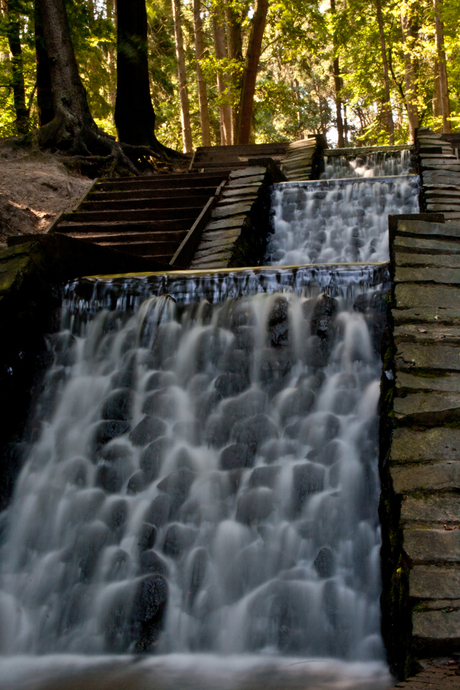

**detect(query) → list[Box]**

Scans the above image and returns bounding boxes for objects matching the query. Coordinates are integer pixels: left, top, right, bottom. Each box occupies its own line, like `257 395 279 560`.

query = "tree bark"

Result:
225 0 244 143
193 0 211 146
433 0 451 133
6 0 28 133
235 0 269 145
330 0 344 148
400 9 419 144
34 0 54 127
376 0 394 144
212 9 232 145
172 0 193 153
433 58 443 128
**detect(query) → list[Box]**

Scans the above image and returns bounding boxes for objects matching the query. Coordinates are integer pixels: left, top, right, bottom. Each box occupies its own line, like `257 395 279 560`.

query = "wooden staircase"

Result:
189 143 288 172
53 171 230 266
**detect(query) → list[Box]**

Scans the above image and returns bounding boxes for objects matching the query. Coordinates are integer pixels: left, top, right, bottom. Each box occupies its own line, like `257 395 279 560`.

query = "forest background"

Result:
0 0 458 156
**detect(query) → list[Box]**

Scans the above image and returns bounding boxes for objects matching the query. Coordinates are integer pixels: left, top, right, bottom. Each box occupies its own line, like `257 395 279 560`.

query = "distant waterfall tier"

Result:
322 148 413 179
0 268 387 659
266 175 419 266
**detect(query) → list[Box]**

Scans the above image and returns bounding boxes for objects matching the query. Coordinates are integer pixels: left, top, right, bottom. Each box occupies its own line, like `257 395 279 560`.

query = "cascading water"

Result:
265 150 419 266
0 148 403 690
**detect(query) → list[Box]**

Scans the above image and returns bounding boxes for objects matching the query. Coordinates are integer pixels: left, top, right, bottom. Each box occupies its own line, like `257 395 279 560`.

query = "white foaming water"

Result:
0 285 387 668
266 150 419 266
322 149 412 179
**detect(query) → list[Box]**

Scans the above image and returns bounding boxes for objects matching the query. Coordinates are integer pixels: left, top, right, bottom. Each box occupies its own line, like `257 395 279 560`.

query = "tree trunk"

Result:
433 58 443 129
212 9 232 145
433 0 451 133
376 0 394 144
172 0 193 153
330 0 344 148
400 9 419 144
193 0 211 146
38 0 102 153
115 0 166 151
35 0 54 126
235 0 269 145
6 0 28 133
225 0 244 143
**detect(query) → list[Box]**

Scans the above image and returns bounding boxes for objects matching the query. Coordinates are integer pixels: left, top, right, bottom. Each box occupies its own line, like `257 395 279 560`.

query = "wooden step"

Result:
66 230 187 244
80 194 211 212
93 239 180 256
88 186 218 202
58 218 195 234
63 207 200 223
97 173 229 192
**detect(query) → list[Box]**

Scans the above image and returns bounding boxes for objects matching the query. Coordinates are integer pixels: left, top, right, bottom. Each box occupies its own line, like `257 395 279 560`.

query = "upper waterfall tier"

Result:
321 148 413 179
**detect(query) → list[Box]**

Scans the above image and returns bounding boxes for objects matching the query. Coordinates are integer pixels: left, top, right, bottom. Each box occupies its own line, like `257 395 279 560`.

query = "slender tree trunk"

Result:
193 0 211 146
376 0 394 144
212 9 232 145
433 0 451 133
34 1 54 126
225 0 243 143
105 0 116 108
6 0 28 133
433 58 443 128
400 8 419 144
236 0 269 145
330 0 344 148
172 0 193 153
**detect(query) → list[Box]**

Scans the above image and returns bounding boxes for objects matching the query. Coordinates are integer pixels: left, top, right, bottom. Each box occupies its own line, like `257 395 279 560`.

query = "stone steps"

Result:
418 128 460 219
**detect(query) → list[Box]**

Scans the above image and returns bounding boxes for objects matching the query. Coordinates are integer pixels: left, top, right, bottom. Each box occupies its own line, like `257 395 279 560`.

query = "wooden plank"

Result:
204 215 247 231
211 202 252 220
169 180 227 268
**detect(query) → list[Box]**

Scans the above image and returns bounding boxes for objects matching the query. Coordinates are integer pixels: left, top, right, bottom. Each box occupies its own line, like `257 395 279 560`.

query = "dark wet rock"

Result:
268 296 289 348
127 470 147 495
196 389 223 426
139 549 169 576
284 419 303 440
163 523 197 558
101 388 133 422
144 493 171 528
142 390 176 419
220 348 251 375
234 326 254 351
299 412 340 448
194 327 233 372
186 547 208 610
215 372 250 398
62 457 88 487
331 389 358 415
259 438 297 463
102 499 128 540
95 464 122 494
145 371 176 392
220 443 255 470
137 523 157 551
140 436 173 481
322 579 339 626
171 447 196 472
230 414 278 453
129 416 167 447
100 443 133 464
292 463 325 515
236 488 274 525
179 498 202 526
311 295 338 339
111 370 135 389
130 574 169 652
314 546 335 578
187 373 213 397
106 548 130 582
58 582 87 634
158 468 196 516
249 465 281 489
228 469 243 495
73 520 110 582
278 387 315 424
307 439 343 467
222 388 267 425
329 462 340 488
0 510 10 547
204 413 231 448
92 420 130 455
172 421 201 446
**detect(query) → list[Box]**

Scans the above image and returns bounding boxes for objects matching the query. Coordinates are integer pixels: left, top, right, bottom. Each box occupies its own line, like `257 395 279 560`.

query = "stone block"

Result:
403 528 460 564
211 203 252 220
401 494 460 524
395 253 460 268
395 284 460 309
396 371 460 394
391 428 460 464
394 236 460 254
410 565 460 599
392 463 460 493
393 307 460 325
394 324 460 343
413 610 460 643
205 215 247 231
396 220 460 238
394 392 460 423
395 343 460 371
395 267 460 284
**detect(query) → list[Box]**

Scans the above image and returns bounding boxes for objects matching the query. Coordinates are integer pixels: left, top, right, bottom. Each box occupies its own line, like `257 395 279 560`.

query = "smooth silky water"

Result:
0 151 414 690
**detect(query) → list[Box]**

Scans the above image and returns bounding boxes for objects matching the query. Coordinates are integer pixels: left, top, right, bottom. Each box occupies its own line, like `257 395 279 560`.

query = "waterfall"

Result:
0 149 402 690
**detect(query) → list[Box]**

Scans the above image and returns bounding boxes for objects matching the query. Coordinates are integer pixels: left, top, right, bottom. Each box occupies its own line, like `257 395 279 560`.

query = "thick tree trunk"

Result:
376 0 394 144
193 0 211 146
6 0 28 133
34 0 54 127
212 10 232 145
115 0 164 151
433 0 451 133
172 0 193 153
235 0 269 145
400 10 419 144
225 0 244 143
